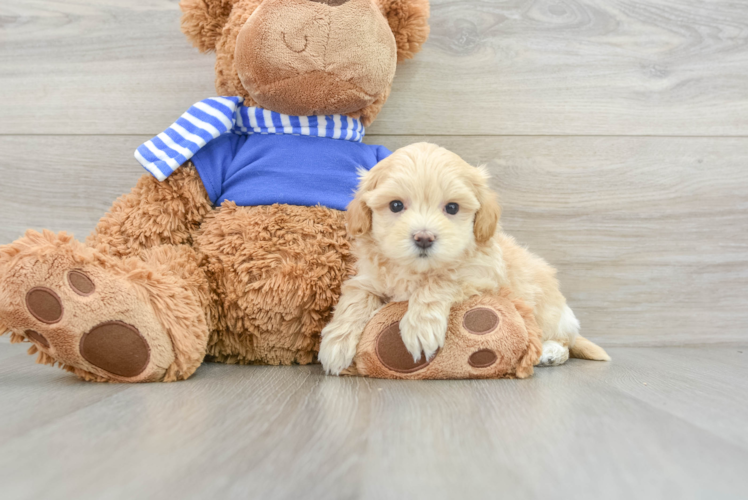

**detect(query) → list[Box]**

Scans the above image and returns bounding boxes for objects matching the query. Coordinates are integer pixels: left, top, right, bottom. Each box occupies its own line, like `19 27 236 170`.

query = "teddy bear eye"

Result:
445 203 459 215
389 200 404 213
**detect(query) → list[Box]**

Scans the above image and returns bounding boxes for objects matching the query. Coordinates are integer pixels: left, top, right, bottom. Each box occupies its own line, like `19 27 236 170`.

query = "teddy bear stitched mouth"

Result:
281 32 308 53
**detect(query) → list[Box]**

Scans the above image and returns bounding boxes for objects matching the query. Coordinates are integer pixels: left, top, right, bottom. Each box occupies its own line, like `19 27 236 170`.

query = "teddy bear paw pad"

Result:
24 329 50 348
25 287 64 324
68 270 96 296
462 307 500 335
79 321 150 378
468 349 498 368
375 321 435 373
17 269 154 379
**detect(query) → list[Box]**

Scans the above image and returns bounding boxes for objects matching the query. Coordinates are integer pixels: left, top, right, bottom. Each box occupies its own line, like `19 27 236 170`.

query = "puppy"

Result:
319 142 609 375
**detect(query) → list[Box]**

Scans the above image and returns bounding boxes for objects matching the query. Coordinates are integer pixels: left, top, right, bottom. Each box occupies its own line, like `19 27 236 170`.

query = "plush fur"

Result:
319 143 610 375
181 0 429 125
347 290 543 380
0 0 430 382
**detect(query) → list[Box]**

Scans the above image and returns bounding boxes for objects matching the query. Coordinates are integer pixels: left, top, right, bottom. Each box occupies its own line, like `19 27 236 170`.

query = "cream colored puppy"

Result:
319 143 609 375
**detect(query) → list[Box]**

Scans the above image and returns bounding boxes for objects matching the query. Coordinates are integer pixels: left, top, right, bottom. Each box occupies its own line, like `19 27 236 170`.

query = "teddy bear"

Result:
0 0 430 383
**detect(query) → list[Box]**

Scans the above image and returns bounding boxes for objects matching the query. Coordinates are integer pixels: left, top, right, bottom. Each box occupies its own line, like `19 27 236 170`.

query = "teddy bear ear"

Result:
179 0 244 53
377 0 431 62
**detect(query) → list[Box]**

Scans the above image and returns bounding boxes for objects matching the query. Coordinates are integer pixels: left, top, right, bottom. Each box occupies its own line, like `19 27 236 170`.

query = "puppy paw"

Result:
537 340 569 367
319 325 360 375
399 310 447 362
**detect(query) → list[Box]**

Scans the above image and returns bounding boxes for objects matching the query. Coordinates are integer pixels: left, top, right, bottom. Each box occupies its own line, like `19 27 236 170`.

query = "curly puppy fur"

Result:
319 143 609 375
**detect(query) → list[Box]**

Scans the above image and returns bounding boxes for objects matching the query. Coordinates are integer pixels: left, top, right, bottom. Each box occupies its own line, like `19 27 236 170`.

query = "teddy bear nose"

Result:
307 0 351 6
413 231 436 249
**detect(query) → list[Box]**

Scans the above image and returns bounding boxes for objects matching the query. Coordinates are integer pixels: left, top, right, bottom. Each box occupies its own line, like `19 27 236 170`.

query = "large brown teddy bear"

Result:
0 0 430 383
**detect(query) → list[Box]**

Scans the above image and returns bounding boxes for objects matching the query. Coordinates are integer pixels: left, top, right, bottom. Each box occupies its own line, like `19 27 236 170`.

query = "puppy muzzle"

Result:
413 231 436 256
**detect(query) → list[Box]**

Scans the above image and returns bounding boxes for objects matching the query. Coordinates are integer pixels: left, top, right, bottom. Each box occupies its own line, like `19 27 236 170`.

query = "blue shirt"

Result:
191 133 391 210
134 97 391 211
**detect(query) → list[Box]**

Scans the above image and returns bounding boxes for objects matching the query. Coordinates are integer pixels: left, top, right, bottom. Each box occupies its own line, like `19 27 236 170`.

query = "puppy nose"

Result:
308 0 351 5
413 231 436 249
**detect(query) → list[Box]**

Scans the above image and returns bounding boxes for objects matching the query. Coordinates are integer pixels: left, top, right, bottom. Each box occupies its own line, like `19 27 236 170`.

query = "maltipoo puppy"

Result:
319 142 609 375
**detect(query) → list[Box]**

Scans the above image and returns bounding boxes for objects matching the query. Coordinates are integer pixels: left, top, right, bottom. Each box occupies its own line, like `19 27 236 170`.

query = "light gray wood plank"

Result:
2 0 747 136
0 350 132 446
0 344 746 500
2 135 745 346
377 135 748 346
0 135 145 243
0 0 216 135
579 346 748 449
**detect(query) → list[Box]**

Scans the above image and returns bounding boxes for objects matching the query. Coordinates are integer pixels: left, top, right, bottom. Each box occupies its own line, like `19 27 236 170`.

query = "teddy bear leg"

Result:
0 162 213 382
350 291 543 380
0 236 210 383
86 163 213 259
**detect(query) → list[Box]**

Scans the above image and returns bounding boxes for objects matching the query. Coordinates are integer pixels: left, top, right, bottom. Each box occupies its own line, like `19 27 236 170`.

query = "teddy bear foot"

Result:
0 231 206 382
348 291 543 380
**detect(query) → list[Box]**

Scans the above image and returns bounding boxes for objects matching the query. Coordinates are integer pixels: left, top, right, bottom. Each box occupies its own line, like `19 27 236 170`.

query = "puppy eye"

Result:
445 203 459 215
389 200 404 213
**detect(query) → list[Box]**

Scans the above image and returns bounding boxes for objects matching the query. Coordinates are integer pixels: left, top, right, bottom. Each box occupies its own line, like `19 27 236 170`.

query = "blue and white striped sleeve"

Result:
134 97 243 181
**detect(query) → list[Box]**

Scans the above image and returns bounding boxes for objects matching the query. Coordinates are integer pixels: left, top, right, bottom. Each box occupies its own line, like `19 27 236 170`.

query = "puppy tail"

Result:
569 336 611 361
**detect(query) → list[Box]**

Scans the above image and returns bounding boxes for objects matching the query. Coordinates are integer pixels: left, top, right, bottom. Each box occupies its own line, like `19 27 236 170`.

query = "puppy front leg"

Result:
319 279 383 375
399 284 456 362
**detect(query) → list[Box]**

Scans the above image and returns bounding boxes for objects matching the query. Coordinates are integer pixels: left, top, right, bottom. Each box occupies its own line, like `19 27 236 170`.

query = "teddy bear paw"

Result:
0 232 178 382
349 292 541 380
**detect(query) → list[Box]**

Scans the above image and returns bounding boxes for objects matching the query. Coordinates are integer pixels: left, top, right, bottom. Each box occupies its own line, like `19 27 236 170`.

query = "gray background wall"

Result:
2 0 747 346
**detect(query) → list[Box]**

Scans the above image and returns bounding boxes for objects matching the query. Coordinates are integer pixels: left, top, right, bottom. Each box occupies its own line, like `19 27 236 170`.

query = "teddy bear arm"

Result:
86 162 213 259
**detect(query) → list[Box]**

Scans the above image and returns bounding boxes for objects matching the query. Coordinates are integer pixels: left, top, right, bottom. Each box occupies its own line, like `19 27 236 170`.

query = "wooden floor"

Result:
0 342 745 500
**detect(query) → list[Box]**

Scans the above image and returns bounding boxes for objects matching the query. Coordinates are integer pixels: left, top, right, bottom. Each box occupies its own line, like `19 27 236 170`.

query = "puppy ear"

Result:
377 0 431 62
180 0 251 53
472 167 501 244
347 163 392 237
347 194 372 237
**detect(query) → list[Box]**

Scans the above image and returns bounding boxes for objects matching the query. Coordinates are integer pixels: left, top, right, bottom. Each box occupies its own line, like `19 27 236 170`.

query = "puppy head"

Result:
348 142 501 270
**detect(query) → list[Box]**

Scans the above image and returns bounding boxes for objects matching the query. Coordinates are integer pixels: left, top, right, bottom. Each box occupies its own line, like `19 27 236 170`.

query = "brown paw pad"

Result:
463 307 500 335
375 322 434 373
68 270 96 296
80 321 150 378
468 349 498 368
25 287 64 324
25 329 50 348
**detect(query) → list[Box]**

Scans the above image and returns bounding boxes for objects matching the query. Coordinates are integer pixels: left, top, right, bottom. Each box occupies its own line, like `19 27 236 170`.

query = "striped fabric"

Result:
135 97 366 181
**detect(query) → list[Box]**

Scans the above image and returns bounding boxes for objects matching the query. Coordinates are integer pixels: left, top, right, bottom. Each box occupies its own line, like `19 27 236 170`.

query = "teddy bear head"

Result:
180 0 430 126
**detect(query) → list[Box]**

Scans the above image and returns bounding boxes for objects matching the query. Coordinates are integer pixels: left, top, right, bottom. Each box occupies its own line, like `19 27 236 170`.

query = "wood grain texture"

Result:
0 136 144 242
378 136 748 346
0 344 746 500
1 0 747 136
2 135 746 345
2 1 747 498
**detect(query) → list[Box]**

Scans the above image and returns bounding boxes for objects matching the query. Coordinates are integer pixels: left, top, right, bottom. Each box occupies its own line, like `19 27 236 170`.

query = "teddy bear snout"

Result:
234 0 396 117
